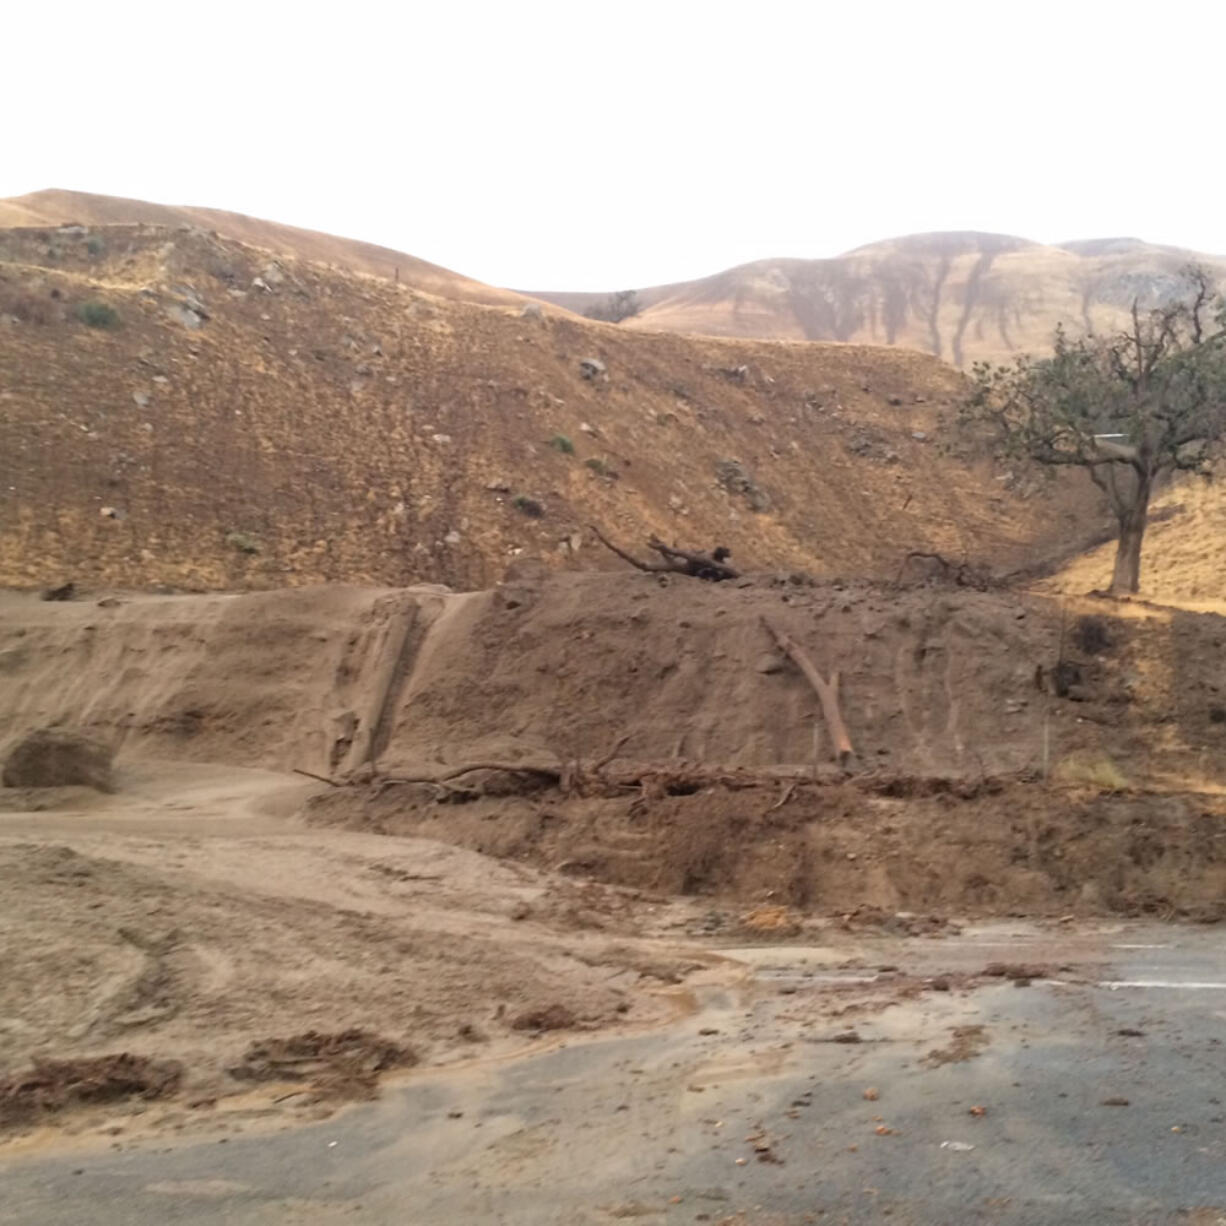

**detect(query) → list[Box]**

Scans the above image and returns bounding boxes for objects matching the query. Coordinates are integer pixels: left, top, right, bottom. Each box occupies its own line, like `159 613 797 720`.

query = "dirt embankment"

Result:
3 574 1225 918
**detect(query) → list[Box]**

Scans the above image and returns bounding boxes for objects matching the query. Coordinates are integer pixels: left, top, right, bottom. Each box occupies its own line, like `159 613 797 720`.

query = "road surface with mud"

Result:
4 923 1225 1225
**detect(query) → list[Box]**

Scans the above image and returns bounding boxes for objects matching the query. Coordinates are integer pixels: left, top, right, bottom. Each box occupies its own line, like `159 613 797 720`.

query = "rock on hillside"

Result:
531 231 1226 367
0 223 1105 593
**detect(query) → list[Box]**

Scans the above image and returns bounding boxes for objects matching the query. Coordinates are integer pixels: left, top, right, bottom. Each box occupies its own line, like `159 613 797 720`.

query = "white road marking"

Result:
1103 981 1226 990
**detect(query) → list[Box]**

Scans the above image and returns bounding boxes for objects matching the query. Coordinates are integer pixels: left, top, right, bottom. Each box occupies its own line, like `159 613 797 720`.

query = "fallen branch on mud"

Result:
293 767 343 787
590 526 739 581
298 757 1024 803
370 760 562 798
761 618 855 768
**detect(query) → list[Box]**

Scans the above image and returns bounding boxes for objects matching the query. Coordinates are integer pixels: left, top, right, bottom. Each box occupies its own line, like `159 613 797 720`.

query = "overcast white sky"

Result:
5 0 1223 290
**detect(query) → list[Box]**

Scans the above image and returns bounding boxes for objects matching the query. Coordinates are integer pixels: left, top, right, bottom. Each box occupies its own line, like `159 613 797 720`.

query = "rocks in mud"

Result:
981 961 1050 981
2 728 115 792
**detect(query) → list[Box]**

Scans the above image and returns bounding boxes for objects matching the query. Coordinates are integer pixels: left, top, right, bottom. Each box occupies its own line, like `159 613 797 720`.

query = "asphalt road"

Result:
4 923 1225 1225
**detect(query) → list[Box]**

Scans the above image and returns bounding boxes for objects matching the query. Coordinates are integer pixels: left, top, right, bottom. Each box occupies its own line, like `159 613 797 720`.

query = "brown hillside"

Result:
0 222 1106 593
0 188 527 309
533 232 1226 367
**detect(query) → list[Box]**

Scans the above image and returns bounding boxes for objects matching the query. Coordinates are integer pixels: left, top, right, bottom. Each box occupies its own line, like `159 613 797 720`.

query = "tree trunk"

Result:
1110 477 1151 595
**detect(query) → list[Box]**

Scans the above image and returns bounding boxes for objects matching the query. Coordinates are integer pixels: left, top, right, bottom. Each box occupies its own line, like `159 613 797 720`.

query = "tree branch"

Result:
761 618 855 767
646 537 739 580
589 525 667 572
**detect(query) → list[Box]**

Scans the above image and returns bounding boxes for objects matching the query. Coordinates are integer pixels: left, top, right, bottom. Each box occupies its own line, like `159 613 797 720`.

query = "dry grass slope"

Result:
1045 477 1226 610
0 189 527 309
0 221 1106 593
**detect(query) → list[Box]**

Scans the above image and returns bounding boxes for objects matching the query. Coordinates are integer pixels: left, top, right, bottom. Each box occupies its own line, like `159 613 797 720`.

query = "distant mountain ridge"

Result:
529 231 1226 366
5 192 1223 367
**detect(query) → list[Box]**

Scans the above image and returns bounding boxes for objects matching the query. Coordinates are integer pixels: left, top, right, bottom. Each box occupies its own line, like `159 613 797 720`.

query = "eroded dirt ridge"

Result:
2 574 1224 918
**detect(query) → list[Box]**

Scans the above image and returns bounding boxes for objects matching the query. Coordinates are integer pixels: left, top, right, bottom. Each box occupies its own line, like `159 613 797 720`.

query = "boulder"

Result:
2 729 115 793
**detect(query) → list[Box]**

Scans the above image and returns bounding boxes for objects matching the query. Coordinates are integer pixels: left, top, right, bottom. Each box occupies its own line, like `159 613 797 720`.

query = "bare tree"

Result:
962 265 1226 594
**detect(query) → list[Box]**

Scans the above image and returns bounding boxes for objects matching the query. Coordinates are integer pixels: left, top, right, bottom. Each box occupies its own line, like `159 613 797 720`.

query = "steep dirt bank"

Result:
0 224 1104 592
4 575 1223 786
3 576 1225 919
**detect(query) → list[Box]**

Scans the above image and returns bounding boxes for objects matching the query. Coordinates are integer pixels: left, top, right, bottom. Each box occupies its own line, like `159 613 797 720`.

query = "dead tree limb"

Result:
293 767 343 787
373 760 563 796
590 525 666 572
646 537 739 580
761 618 855 767
590 525 739 580
592 733 631 773
765 778 798 813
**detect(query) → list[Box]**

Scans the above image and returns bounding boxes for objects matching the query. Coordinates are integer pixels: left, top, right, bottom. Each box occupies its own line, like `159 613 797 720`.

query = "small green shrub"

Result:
225 530 262 555
85 237 105 257
585 457 612 477
512 495 544 518
547 434 575 455
75 301 120 330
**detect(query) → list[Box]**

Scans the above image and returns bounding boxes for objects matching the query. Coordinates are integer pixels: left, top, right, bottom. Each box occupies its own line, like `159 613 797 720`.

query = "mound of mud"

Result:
8 574 1226 789
313 776 1226 920
0 1054 182 1126
2 727 114 792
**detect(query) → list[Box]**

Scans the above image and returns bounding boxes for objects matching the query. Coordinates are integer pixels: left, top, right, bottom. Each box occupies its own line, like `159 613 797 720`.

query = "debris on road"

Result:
228 1029 416 1102
0 1054 183 1126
